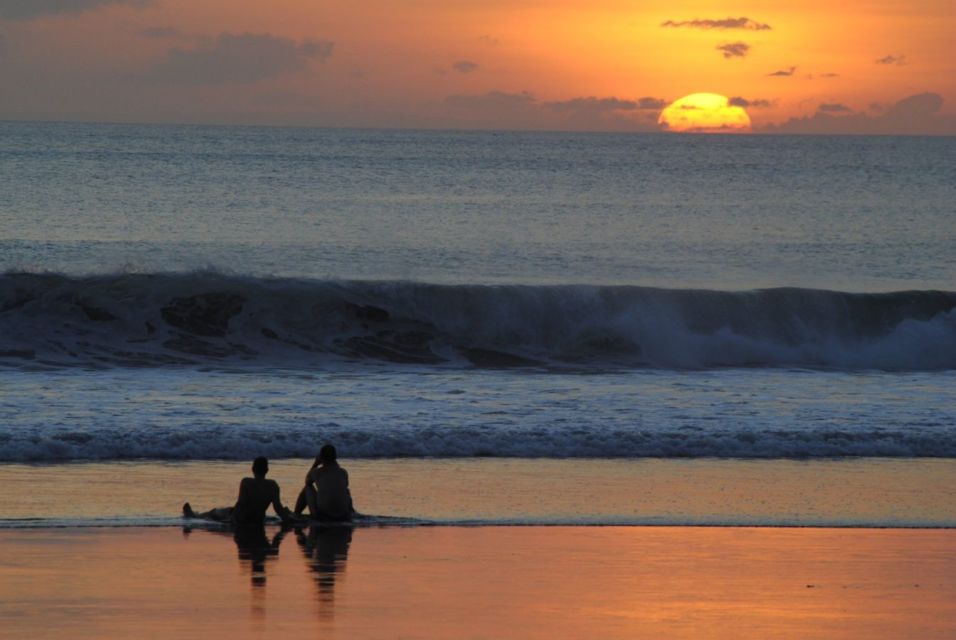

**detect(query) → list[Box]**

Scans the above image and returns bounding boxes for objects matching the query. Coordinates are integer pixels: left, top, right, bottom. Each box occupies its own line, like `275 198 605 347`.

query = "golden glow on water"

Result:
658 93 752 132
1 527 954 638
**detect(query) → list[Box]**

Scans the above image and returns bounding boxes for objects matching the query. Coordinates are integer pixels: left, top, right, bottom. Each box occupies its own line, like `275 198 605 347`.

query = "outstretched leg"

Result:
182 503 234 522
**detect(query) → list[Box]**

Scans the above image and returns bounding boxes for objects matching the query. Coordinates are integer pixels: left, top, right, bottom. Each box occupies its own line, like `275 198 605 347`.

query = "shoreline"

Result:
2 457 953 528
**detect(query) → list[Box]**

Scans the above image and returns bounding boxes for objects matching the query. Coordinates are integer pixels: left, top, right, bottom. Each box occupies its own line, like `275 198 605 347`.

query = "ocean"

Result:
1 122 954 525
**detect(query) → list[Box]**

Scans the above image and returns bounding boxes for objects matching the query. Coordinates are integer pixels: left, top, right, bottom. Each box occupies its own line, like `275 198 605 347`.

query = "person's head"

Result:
318 444 337 464
252 456 269 477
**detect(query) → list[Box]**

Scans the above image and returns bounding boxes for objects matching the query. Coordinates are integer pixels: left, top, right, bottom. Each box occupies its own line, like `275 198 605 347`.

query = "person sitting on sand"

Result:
294 444 355 521
183 456 297 525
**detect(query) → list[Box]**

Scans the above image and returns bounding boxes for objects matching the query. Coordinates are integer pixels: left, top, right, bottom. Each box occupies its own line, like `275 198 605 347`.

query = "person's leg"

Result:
183 503 234 522
294 487 309 516
305 484 319 518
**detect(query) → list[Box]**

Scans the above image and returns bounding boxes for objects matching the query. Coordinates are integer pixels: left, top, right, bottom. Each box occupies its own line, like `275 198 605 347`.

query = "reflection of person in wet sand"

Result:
296 526 353 601
182 522 290 589
294 444 355 521
234 525 289 587
183 456 297 525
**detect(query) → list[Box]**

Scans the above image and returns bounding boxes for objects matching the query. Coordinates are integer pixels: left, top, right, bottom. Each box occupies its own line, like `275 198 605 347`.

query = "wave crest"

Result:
2 271 954 371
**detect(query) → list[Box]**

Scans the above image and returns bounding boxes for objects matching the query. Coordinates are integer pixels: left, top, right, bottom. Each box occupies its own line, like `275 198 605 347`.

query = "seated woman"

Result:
294 444 355 522
184 456 297 525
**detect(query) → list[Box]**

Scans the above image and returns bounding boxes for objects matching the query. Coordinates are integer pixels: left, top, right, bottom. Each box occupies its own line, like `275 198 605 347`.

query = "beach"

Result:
2 458 954 637
2 525 954 639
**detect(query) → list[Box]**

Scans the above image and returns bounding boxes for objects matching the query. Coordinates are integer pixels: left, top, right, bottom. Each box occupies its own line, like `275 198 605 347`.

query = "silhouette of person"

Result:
183 456 297 525
294 444 355 521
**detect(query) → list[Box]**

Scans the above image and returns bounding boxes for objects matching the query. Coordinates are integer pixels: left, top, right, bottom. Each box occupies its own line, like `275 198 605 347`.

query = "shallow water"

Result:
1 458 953 528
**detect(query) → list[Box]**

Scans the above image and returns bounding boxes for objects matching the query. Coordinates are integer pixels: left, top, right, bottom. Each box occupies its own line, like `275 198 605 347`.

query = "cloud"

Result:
728 96 774 109
452 60 478 74
768 66 797 77
764 92 955 135
139 26 181 39
661 17 771 30
818 102 852 113
882 92 943 120
876 54 905 66
636 97 667 110
445 91 661 131
716 42 750 59
820 72 839 78
478 35 499 46
0 0 149 20
545 96 637 113
446 90 536 111
146 33 334 85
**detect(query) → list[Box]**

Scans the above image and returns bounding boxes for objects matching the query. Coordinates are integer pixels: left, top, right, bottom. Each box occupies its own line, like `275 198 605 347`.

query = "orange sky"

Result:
1 0 954 133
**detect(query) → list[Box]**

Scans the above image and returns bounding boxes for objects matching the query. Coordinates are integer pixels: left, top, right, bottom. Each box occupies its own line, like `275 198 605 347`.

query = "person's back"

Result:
309 463 352 521
232 476 282 525
295 444 354 521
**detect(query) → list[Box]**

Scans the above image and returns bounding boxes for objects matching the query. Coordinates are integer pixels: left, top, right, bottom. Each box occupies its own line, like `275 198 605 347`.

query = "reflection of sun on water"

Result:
659 93 751 133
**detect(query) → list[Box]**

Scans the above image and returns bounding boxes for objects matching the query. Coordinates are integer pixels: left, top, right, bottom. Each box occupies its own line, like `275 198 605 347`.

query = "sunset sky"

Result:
1 0 954 133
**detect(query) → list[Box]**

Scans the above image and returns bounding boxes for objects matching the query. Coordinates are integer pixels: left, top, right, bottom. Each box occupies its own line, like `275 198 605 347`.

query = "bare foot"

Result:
182 502 196 518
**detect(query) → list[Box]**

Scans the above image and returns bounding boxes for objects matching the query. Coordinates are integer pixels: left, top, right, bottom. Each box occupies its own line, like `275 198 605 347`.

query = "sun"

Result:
658 93 752 133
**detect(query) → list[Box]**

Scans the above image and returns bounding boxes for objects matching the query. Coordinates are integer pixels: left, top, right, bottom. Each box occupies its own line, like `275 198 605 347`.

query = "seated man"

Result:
184 456 297 525
294 444 355 521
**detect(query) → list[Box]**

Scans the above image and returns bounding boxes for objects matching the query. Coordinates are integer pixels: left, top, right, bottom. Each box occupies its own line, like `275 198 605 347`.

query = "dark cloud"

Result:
445 91 660 131
716 42 750 59
882 92 943 120
764 92 954 135
876 54 905 66
146 33 334 85
139 26 180 39
768 66 796 77
818 102 852 113
637 97 667 110
545 96 637 112
661 17 771 30
0 0 149 20
446 90 536 111
452 60 478 74
820 72 839 78
729 96 774 109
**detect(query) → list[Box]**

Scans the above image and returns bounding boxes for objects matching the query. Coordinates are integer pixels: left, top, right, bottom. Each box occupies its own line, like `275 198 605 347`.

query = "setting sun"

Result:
658 93 752 133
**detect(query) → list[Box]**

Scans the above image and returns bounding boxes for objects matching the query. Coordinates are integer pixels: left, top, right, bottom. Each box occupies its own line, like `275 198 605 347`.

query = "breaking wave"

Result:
2 420 954 462
2 271 955 371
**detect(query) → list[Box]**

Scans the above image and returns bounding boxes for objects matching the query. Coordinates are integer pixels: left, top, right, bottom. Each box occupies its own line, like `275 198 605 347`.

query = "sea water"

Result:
0 122 954 523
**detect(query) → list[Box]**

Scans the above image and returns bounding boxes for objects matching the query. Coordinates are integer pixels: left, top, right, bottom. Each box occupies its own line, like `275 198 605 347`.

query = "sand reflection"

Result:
183 524 289 586
181 522 353 619
295 525 353 616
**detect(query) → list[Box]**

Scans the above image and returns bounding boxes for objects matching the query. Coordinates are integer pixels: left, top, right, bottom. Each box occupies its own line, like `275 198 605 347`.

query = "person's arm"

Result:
304 456 321 485
270 481 297 524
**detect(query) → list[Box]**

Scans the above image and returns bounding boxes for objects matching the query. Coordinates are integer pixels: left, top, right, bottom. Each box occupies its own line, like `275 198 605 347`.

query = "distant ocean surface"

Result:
1 122 954 462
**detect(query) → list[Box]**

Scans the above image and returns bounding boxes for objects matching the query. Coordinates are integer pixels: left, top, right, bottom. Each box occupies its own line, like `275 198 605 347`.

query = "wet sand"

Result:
1 525 954 639
1 458 954 526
